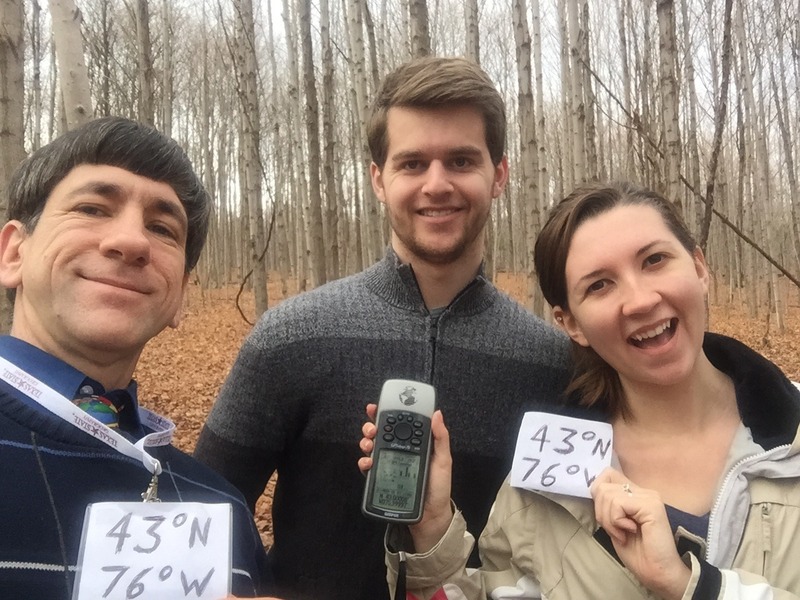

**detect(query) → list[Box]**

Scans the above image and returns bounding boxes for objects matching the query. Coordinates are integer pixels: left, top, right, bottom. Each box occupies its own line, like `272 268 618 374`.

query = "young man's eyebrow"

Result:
389 145 484 163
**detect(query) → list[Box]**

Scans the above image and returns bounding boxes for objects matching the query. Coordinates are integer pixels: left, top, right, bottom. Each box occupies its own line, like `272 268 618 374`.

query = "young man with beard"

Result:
194 57 571 600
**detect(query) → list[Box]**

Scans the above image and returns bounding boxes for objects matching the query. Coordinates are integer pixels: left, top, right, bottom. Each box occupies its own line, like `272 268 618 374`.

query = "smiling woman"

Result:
534 182 705 417
553 202 711 415
363 181 800 600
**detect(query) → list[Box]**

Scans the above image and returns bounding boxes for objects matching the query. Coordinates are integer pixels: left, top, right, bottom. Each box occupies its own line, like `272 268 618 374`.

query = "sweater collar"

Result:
362 247 498 315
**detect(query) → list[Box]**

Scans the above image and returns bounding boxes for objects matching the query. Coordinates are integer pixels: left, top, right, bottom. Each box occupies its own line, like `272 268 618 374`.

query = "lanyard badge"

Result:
0 355 174 500
0 356 234 598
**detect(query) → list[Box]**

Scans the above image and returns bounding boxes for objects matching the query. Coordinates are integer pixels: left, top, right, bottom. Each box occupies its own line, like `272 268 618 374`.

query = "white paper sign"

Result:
73 502 232 600
510 412 613 498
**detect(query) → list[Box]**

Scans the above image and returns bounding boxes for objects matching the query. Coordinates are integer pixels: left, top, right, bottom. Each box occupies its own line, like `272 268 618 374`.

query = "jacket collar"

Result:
362 247 498 315
704 332 800 450
540 333 800 533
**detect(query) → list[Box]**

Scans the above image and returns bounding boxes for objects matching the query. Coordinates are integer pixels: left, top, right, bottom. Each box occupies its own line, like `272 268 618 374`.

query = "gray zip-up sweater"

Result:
195 249 571 600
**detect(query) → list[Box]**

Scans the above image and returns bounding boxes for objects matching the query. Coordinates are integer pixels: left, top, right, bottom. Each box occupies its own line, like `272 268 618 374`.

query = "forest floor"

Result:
135 274 800 547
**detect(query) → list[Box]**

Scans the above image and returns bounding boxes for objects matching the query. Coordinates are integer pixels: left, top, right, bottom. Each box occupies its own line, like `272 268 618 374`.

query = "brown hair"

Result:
534 181 697 416
367 57 506 168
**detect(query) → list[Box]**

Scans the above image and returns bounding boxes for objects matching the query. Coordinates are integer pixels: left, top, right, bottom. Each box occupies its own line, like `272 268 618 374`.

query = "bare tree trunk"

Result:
361 0 380 90
135 0 154 125
320 0 340 280
409 0 430 57
30 0 43 149
48 34 58 137
346 90 365 272
512 0 542 313
465 0 479 63
558 0 572 192
698 0 733 249
734 97 746 293
532 0 548 205
0 0 26 333
344 0 376 267
680 0 701 231
48 0 93 128
734 0 770 317
580 0 597 180
657 0 681 210
235 0 268 315
639 1 655 187
298 0 326 289
618 0 634 176
361 0 384 258
199 1 214 285
264 0 290 294
0 0 25 185
770 0 800 268
160 0 173 136
90 0 112 117
281 0 308 291
567 0 585 183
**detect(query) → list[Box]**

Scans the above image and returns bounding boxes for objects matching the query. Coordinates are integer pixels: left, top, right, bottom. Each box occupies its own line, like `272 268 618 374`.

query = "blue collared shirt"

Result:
0 335 146 438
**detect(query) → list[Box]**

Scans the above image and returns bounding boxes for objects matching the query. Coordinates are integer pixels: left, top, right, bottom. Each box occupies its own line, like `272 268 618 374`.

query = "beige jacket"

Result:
387 335 800 600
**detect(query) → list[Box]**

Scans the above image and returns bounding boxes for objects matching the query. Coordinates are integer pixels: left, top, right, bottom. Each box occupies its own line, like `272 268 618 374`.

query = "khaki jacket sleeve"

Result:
385 485 542 600
681 554 800 600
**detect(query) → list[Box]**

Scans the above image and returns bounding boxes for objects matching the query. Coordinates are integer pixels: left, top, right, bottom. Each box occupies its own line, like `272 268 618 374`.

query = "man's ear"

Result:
492 155 509 198
169 273 191 329
369 162 386 204
552 305 590 347
0 221 27 290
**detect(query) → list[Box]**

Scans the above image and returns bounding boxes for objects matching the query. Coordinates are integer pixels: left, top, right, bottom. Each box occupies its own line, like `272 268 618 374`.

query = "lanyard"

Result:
0 355 175 487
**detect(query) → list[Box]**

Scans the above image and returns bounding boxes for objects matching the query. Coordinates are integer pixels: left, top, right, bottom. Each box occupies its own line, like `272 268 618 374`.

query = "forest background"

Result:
2 0 800 544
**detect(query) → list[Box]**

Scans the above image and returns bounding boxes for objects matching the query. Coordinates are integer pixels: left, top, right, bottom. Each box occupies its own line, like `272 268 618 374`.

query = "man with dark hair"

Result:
195 57 571 600
0 117 273 599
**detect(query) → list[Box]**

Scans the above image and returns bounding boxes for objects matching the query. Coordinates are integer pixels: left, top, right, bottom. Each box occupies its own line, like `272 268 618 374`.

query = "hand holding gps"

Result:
362 379 436 524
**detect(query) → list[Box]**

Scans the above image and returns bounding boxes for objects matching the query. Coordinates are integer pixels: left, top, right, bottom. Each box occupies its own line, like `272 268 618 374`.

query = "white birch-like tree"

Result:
8 0 800 319
465 0 480 62
298 0 326 288
48 0 94 129
234 0 268 315
657 0 681 208
409 0 431 57
135 0 154 125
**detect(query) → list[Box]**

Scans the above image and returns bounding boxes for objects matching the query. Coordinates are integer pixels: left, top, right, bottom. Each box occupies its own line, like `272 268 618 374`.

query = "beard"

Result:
388 208 490 266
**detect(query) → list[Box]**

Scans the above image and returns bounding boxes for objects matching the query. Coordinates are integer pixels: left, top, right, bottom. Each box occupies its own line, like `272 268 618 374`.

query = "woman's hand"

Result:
358 404 454 553
590 468 691 600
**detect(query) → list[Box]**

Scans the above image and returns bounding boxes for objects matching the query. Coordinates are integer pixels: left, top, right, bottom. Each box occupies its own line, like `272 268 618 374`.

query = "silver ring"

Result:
622 483 633 496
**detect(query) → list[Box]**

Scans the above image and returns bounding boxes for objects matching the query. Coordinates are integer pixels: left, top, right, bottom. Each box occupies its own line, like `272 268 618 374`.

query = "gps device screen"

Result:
372 449 421 512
